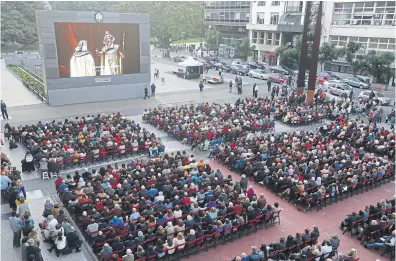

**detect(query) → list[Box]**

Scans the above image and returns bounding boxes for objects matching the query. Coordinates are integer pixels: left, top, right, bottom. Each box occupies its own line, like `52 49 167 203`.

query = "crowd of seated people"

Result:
231 226 354 261
340 198 395 257
55 152 281 260
4 113 162 171
318 122 395 159
209 120 394 212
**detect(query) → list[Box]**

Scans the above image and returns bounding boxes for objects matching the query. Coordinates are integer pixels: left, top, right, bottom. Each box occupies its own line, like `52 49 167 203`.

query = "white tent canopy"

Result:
178 57 203 67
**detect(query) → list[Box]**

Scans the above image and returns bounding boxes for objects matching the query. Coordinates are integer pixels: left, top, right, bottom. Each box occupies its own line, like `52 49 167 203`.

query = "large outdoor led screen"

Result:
54 22 140 78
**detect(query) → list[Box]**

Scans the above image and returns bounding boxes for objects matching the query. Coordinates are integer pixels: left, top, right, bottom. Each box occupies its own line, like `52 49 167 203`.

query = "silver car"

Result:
358 91 391 105
248 69 269 80
343 77 370 89
328 82 353 97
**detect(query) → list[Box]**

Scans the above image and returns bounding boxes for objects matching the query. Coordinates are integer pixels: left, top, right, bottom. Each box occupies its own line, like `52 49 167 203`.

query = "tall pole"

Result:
296 1 311 96
306 1 323 104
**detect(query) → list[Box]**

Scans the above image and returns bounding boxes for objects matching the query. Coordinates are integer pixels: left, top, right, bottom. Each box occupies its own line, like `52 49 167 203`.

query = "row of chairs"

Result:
98 210 281 261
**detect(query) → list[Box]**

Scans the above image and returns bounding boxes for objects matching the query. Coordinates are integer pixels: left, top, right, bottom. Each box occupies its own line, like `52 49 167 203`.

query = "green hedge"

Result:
8 65 46 99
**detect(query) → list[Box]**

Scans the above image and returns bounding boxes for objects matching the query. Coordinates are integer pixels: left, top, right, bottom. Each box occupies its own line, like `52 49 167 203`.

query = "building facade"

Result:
247 1 308 64
204 1 251 57
321 1 396 73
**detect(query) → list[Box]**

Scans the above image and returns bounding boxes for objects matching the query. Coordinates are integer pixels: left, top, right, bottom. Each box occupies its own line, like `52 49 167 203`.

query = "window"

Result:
332 3 353 25
275 33 281 45
369 38 379 48
257 12 265 24
266 32 273 45
259 32 265 44
252 31 258 44
258 1 265 6
270 13 279 25
285 1 303 12
272 1 280 6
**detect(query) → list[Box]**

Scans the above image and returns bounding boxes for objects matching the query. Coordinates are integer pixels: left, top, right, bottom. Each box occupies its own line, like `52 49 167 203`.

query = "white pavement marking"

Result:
277 226 285 232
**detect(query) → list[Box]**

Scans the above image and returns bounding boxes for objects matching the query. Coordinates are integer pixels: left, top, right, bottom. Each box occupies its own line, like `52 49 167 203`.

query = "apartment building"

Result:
321 1 396 73
204 1 251 57
246 1 308 64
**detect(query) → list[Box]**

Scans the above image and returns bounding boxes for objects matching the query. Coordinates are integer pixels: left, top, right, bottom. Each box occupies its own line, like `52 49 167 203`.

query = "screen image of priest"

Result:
54 22 140 78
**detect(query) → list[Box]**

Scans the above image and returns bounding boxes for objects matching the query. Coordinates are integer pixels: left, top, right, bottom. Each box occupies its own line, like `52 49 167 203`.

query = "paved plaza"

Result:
0 52 395 261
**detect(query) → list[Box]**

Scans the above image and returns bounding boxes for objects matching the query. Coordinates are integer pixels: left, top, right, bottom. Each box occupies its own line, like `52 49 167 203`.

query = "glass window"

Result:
259 32 265 44
388 44 395 50
275 33 281 45
272 1 280 6
349 37 358 42
257 12 265 24
252 31 258 44
270 13 279 25
230 12 235 20
266 32 273 45
369 38 378 48
258 1 265 6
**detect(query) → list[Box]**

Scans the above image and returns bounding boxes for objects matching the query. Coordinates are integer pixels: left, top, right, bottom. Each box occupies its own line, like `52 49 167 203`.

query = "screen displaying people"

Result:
54 22 140 78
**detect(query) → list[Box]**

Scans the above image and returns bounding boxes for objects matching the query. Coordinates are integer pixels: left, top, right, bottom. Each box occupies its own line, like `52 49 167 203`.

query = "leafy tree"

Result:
50 1 206 48
343 41 362 75
318 43 343 71
204 27 219 52
235 38 255 61
275 36 312 70
1 1 45 46
365 51 395 84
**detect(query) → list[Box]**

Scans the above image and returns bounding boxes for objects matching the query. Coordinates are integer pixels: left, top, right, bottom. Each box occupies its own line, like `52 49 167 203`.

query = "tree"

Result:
318 43 343 71
235 38 255 61
275 36 312 70
1 1 45 46
204 27 219 52
365 51 395 84
343 41 362 75
50 1 206 48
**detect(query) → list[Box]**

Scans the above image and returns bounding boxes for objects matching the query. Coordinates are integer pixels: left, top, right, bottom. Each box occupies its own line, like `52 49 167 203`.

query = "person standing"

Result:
1 100 8 120
239 77 243 95
275 85 280 97
9 211 23 248
229 80 233 93
253 83 258 98
267 80 271 92
151 82 156 97
199 81 204 92
143 85 150 99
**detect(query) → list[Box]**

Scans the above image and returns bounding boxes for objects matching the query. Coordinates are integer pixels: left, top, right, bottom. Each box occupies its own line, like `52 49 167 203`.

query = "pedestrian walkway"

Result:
0 60 42 107
0 195 88 261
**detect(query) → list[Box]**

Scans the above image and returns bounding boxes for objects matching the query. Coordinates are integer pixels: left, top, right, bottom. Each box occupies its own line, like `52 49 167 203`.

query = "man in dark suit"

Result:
66 229 82 252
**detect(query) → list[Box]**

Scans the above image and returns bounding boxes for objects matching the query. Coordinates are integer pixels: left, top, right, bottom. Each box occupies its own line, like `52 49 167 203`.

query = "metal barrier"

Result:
157 100 196 109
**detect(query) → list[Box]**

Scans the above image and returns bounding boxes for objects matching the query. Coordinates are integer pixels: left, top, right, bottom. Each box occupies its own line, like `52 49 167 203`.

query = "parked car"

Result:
328 82 353 97
230 65 249 76
201 60 215 69
270 65 290 75
208 56 220 62
268 73 288 84
247 61 260 70
173 56 187 62
248 69 270 80
231 59 246 66
256 61 269 69
343 77 371 89
358 91 391 105
213 62 227 71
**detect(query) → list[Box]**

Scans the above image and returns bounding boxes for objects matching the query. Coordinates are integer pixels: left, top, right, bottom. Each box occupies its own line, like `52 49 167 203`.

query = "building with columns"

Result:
246 1 308 64
321 1 395 73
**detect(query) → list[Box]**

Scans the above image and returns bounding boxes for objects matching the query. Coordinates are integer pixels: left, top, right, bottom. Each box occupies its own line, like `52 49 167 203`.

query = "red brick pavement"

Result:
186 161 395 261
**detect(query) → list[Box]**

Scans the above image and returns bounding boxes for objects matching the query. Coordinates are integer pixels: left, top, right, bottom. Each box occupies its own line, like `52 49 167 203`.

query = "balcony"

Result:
277 24 304 33
247 23 303 33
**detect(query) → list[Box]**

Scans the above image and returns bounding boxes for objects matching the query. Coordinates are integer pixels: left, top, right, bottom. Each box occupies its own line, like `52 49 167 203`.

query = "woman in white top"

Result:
173 232 185 250
47 231 67 257
173 205 183 219
164 238 176 255
165 222 175 239
174 219 185 233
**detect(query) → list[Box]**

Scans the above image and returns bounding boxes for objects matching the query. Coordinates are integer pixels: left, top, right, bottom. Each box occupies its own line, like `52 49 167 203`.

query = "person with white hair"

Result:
122 248 134 261
43 215 58 241
155 191 165 203
129 208 140 220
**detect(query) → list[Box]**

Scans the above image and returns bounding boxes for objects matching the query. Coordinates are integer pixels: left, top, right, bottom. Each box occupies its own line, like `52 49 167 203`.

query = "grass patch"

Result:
7 65 46 100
